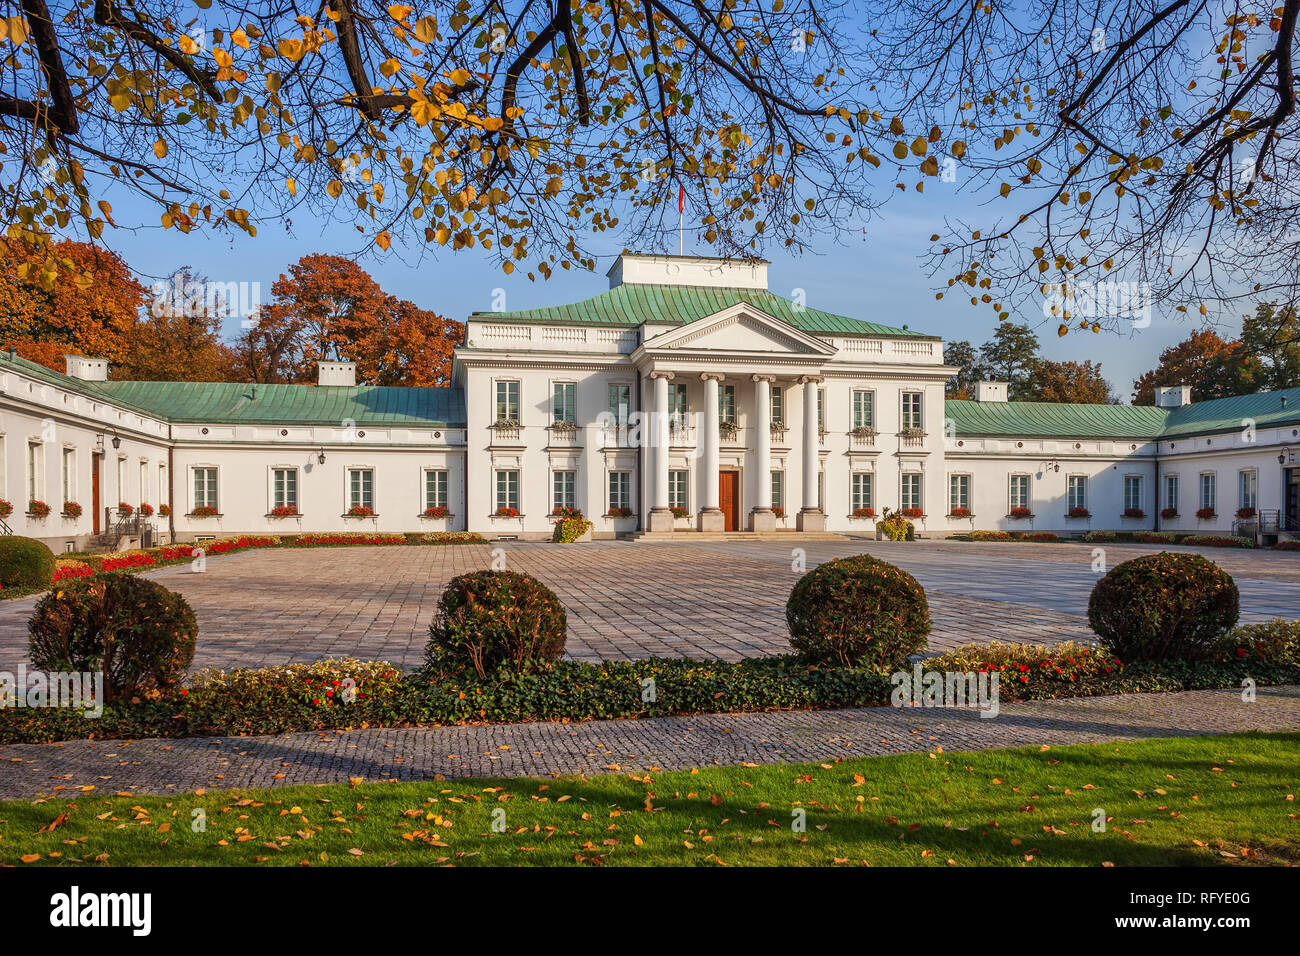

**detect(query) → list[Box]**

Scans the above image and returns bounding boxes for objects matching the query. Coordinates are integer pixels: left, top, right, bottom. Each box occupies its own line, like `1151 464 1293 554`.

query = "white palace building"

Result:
2 253 1298 550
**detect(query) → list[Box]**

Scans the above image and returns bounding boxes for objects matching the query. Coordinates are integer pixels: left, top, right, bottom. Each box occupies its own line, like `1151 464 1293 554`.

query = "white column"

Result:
647 371 674 532
797 375 826 531
751 375 775 531
700 373 724 530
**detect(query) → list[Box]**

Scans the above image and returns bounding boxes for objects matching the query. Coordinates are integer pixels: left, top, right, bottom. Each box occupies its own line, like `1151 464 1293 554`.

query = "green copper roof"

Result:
946 399 1169 439
91 380 465 427
1160 386 1300 438
471 284 933 338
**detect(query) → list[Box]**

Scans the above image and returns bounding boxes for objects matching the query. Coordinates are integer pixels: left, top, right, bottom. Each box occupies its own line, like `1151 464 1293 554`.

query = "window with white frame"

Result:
1239 469 1257 511
1200 472 1217 512
770 386 785 426
118 457 127 501
851 473 872 512
816 387 824 431
552 383 575 424
0 436 6 497
348 468 374 510
1067 475 1087 511
901 392 923 430
1165 474 1179 512
27 443 42 501
608 384 631 423
852 390 874 430
273 468 299 511
771 471 784 510
949 474 970 512
1124 475 1143 512
139 461 148 505
494 380 520 422
552 470 575 511
159 464 167 511
668 383 689 426
425 469 448 510
495 470 519 511
669 470 688 510
608 471 632 512
901 473 922 511
61 448 75 501
720 384 736 424
1009 474 1031 511
193 467 218 511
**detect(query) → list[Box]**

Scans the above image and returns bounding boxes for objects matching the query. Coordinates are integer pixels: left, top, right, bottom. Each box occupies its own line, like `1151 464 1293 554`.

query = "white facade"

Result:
1 253 1298 548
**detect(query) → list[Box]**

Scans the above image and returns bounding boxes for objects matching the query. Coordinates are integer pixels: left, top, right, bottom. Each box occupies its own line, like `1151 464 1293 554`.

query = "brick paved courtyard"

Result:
0 538 1296 673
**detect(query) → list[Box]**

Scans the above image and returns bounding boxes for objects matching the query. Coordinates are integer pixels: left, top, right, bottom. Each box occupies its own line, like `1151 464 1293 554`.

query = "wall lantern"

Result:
317 449 327 465
110 434 121 450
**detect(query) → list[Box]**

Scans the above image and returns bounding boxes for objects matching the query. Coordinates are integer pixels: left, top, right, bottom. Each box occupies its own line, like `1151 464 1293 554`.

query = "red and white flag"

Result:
678 184 685 214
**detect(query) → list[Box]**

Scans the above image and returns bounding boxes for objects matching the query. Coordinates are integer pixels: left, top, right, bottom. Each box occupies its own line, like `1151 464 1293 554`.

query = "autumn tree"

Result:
232 253 462 385
1029 360 1115 404
1131 329 1263 403
113 268 237 381
1241 301 1300 391
0 238 145 371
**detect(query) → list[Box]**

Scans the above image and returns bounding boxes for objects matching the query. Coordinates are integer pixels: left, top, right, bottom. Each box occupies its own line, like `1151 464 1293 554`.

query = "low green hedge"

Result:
2 619 1297 744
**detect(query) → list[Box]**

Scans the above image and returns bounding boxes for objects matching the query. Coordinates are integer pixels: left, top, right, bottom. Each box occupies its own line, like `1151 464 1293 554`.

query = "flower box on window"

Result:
116 502 134 517
27 500 51 518
718 420 740 438
607 506 634 518
61 501 82 519
948 506 973 519
270 505 301 517
851 507 876 519
548 420 578 432
491 419 521 429
493 506 520 518
550 506 583 520
159 504 172 518
138 503 154 517
1236 506 1257 520
1067 506 1091 519
345 505 376 518
849 426 877 439
0 500 12 518
772 506 786 520
898 427 926 439
1196 507 1217 520
1122 507 1145 519
1160 507 1178 520
900 507 925 519
189 506 219 518
669 506 690 519
1008 506 1033 520
422 506 451 519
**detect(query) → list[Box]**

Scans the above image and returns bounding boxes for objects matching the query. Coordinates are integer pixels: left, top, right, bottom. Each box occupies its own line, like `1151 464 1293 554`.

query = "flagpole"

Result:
678 183 685 255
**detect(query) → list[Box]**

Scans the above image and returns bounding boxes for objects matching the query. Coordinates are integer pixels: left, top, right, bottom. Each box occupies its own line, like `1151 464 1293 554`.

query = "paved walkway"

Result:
1 539 1296 671
1 685 1296 799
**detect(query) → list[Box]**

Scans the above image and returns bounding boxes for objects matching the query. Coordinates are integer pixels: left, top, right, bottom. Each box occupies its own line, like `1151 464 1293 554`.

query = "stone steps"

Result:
627 530 849 542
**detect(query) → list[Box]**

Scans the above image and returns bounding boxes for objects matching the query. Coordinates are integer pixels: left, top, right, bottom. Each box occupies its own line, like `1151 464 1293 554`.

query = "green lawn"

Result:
1 732 1296 867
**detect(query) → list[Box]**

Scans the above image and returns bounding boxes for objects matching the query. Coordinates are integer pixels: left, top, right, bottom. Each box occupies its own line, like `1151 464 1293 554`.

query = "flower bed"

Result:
52 560 94 583
952 530 1061 543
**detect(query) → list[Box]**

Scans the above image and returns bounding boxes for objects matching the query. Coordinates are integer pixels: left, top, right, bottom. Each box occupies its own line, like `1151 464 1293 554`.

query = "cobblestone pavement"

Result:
0 539 1296 671
0 686 1295 799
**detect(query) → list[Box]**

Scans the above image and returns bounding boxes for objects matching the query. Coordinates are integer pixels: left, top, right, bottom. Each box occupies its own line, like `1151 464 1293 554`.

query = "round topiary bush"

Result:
427 570 567 676
28 573 197 701
786 555 930 669
0 535 56 591
1087 551 1239 662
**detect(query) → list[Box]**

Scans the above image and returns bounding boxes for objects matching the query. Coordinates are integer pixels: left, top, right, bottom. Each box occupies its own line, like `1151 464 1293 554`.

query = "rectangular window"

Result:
139 461 148 505
771 471 784 510
273 468 299 510
817 387 825 431
1165 474 1179 512
770 386 785 426
608 384 632 423
61 448 75 501
608 471 632 512
901 474 922 511
720 384 736 424
851 473 873 512
1068 475 1088 511
552 383 575 424
949 474 970 512
494 380 520 422
852 390 874 429
1200 473 1217 512
425 469 448 510
495 470 519 511
1124 476 1143 511
1009 474 1030 510
118 458 127 502
669 470 688 510
348 468 374 510
159 464 167 512
901 392 924 430
193 467 218 511
552 470 576 511
668 383 689 425
1239 469 1258 511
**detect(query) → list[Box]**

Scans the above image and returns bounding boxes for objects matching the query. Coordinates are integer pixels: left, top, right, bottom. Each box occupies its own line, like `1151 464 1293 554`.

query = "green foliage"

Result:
786 555 930 669
1087 552 1239 662
427 571 567 677
28 574 197 702
551 516 593 542
0 536 55 591
1212 618 1300 668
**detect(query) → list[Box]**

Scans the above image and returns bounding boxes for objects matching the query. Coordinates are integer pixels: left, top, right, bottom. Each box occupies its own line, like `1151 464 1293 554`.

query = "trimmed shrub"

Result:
28 574 197 701
786 555 930 669
1087 552 1239 661
1213 619 1300 668
427 571 567 677
552 516 593 543
0 536 56 590
1180 534 1254 548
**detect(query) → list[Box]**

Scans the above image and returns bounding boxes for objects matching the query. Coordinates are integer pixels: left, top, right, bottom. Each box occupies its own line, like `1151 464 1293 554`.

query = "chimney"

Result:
318 361 357 387
65 355 109 382
1155 385 1193 408
975 381 1009 403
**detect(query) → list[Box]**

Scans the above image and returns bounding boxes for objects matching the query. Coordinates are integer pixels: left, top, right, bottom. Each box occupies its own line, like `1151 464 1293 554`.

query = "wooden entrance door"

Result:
719 471 739 531
92 453 102 535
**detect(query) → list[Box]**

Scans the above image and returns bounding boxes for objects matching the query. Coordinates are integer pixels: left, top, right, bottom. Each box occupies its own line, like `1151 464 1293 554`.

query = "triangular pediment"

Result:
641 303 837 356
